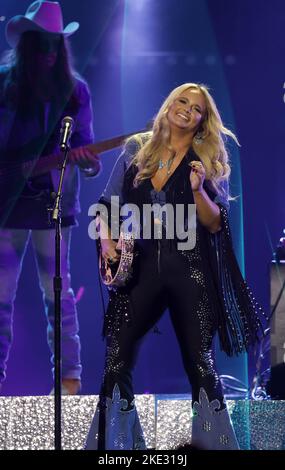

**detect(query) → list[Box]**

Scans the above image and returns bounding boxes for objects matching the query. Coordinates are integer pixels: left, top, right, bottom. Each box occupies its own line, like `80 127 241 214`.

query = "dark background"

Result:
0 0 284 396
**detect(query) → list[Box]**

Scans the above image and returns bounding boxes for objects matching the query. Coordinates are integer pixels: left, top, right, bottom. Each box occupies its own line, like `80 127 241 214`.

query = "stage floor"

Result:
0 395 284 450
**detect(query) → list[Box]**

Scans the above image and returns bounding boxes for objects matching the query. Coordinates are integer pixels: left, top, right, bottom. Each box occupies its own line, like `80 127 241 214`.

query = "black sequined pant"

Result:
100 240 225 409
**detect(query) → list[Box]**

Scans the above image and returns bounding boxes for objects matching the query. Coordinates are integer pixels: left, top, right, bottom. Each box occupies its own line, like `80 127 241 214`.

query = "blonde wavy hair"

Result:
127 83 239 197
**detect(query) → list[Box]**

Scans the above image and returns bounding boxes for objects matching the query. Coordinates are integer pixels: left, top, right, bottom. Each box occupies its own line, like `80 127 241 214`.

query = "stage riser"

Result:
0 396 284 450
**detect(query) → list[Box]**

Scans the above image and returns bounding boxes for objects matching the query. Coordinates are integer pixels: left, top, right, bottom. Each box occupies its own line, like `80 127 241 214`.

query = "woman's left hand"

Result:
189 160 206 192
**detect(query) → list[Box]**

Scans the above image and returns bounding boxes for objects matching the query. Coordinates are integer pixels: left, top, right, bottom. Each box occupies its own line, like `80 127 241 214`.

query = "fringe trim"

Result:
205 205 268 356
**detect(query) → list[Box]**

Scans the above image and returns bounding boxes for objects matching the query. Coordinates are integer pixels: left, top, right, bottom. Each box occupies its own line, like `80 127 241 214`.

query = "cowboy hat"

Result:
5 1 79 48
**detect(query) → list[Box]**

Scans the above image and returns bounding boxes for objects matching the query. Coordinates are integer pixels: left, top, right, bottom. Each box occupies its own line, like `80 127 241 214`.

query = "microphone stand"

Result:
51 144 70 451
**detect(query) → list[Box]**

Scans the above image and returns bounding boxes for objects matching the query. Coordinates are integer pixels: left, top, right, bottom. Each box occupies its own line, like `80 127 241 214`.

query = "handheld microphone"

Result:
60 116 74 151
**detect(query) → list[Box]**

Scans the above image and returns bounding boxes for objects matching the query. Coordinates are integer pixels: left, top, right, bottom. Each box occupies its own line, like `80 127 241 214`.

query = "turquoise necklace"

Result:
158 157 174 175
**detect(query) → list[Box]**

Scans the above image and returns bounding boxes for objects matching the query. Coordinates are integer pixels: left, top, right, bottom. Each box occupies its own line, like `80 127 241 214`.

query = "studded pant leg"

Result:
87 247 166 449
163 250 239 449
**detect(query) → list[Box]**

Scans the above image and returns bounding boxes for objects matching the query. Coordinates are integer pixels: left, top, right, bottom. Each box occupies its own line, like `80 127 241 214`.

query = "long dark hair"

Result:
3 31 80 115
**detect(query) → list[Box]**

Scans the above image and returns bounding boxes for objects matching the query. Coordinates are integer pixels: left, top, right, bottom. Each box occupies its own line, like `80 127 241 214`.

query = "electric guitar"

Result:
0 130 144 220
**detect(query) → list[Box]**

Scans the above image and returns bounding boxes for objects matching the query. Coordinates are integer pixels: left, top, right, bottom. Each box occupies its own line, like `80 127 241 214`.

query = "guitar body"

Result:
0 160 54 225
0 163 32 225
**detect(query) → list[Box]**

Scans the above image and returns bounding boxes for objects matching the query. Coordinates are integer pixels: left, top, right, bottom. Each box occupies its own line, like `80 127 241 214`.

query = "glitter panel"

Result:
156 399 192 450
229 400 285 450
0 394 155 450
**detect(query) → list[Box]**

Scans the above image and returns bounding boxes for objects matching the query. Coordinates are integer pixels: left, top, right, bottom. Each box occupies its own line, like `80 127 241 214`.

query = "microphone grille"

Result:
62 116 74 126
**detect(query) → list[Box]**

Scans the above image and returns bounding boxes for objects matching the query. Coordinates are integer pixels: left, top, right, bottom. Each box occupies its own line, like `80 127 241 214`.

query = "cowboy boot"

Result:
191 387 239 450
85 383 146 450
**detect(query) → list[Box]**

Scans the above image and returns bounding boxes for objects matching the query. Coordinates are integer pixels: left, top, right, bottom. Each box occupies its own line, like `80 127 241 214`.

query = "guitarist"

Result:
0 2 101 394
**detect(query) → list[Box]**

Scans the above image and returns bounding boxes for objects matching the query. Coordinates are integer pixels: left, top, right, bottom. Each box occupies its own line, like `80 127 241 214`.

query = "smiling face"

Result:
167 88 206 134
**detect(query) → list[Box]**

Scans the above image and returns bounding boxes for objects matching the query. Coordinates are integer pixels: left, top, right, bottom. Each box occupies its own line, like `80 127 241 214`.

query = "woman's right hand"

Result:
100 238 121 264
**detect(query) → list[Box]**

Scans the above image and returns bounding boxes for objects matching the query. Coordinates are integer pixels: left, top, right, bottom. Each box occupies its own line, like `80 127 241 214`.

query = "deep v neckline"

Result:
150 154 188 193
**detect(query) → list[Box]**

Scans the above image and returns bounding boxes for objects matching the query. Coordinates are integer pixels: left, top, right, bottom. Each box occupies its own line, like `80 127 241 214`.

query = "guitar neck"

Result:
22 129 146 178
85 133 137 154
